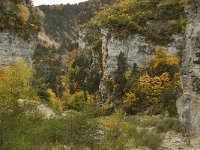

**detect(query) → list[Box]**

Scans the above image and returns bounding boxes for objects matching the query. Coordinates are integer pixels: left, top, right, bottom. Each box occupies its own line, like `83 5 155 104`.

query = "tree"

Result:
17 3 30 24
47 89 63 113
123 92 138 113
139 73 163 104
62 90 87 111
153 47 180 77
63 50 101 95
113 51 128 99
0 59 37 112
0 0 41 38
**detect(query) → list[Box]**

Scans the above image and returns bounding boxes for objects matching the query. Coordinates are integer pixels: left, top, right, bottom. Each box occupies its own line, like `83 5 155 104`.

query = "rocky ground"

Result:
161 131 191 150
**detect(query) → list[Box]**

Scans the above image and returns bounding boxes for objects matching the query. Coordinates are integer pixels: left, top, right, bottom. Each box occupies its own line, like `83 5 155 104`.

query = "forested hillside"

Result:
35 0 185 115
33 0 117 99
39 0 117 51
1 0 200 149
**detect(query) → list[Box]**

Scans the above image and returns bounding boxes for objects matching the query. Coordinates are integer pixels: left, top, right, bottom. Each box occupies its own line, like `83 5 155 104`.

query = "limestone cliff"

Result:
177 0 200 145
0 31 37 68
101 29 184 80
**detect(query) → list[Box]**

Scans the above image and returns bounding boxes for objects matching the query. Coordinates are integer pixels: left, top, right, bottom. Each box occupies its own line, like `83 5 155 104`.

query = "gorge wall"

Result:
0 31 37 68
101 29 184 80
177 0 200 145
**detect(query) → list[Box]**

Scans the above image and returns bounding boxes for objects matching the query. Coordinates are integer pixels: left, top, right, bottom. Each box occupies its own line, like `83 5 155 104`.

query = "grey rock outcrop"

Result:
177 0 200 146
38 31 60 49
18 99 55 119
78 29 90 50
101 29 184 79
161 131 190 150
0 31 37 68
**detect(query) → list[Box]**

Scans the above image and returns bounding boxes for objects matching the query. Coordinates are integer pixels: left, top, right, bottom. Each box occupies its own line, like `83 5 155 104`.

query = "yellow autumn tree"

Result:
47 89 63 113
153 46 180 69
0 59 37 111
160 72 171 90
17 4 30 24
139 71 180 105
62 90 86 111
86 93 95 104
139 72 163 104
149 76 163 104
153 47 166 68
123 92 138 108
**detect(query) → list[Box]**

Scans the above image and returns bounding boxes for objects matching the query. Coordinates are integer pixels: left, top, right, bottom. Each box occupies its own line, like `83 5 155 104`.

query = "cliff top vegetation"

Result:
0 0 42 38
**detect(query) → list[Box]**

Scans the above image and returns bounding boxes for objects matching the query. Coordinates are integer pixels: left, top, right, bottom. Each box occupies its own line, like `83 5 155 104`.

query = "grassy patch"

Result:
124 115 184 134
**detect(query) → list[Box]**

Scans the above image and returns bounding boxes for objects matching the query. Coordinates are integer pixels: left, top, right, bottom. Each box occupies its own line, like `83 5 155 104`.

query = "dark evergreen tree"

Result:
113 52 128 100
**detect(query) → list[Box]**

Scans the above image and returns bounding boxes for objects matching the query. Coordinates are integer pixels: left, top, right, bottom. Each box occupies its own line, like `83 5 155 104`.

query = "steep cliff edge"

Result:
0 0 41 68
177 0 200 146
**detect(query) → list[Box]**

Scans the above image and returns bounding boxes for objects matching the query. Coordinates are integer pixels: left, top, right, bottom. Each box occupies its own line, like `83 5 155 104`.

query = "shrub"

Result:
101 109 131 149
101 109 163 150
62 90 87 111
0 110 36 150
155 117 184 133
133 129 162 150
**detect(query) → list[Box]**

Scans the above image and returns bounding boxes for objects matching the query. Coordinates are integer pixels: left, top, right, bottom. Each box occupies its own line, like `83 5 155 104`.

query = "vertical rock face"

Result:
101 29 110 80
78 29 90 51
101 29 184 78
0 31 36 68
177 0 200 140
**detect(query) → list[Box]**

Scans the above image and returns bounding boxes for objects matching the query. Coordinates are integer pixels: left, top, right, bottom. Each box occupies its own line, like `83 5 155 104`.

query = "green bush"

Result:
39 109 99 148
101 109 131 150
0 110 35 150
167 101 178 117
134 129 162 150
155 117 184 133
0 107 100 150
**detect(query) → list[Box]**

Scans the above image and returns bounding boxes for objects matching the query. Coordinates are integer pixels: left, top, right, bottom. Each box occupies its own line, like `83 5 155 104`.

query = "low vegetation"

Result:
0 0 42 38
88 0 186 45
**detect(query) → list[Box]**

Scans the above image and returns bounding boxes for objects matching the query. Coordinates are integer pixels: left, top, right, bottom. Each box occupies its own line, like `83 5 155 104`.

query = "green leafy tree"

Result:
0 59 37 111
